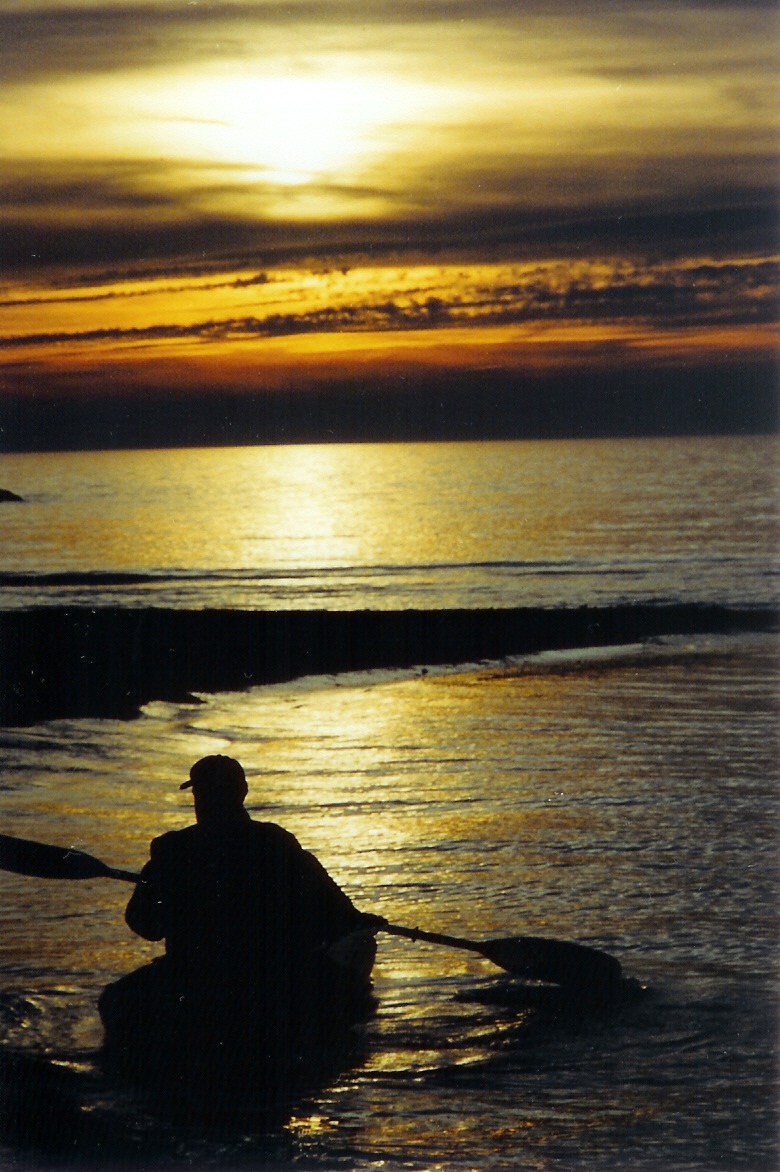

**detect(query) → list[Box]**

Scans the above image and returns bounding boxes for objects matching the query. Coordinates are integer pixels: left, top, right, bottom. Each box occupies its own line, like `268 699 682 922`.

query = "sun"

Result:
2 52 455 218
129 65 442 188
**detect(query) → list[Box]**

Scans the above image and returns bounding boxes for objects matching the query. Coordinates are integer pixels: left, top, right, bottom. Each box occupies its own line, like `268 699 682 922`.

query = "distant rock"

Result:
0 489 23 502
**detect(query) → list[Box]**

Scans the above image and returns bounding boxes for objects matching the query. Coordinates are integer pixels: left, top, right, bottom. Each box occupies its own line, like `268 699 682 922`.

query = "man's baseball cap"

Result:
180 754 247 790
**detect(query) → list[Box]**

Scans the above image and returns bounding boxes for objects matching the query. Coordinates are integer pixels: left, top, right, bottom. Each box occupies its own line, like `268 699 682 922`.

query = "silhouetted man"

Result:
125 754 376 993
100 755 380 1091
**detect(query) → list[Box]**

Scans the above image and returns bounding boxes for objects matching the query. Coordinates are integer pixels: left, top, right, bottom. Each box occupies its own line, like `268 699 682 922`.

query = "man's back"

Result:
126 814 364 991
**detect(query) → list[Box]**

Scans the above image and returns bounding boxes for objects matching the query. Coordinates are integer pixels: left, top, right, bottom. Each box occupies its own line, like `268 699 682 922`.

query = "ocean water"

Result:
0 436 776 610
0 436 777 1170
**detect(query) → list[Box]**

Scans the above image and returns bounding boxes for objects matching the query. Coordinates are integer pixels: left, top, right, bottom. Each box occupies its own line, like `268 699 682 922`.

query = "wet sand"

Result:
1 603 775 725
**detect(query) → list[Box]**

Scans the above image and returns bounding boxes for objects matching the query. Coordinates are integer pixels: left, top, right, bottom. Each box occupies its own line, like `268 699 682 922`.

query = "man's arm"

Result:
125 851 165 941
286 833 385 939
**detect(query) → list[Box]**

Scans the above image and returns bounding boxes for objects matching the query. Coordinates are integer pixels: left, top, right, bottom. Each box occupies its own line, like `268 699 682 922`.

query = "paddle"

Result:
382 922 622 990
0 832 139 883
0 832 622 990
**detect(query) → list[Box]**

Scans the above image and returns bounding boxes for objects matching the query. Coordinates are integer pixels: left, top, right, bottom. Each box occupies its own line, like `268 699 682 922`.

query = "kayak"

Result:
99 935 377 1126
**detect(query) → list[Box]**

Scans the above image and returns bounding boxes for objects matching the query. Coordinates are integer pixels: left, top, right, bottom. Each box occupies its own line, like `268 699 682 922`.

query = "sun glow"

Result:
2 60 451 209
136 67 442 187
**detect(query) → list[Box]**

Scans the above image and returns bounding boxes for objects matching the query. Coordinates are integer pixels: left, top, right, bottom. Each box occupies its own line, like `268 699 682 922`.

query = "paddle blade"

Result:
479 936 622 989
0 833 121 881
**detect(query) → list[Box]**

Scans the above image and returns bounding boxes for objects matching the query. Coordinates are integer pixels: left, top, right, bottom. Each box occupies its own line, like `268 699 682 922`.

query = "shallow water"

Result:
0 633 776 1170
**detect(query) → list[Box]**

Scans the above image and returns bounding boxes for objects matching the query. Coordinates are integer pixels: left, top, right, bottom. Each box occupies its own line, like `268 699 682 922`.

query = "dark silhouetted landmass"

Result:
0 604 775 726
0 360 776 452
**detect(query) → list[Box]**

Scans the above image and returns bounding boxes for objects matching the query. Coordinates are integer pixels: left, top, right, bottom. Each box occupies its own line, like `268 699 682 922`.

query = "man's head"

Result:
180 755 248 821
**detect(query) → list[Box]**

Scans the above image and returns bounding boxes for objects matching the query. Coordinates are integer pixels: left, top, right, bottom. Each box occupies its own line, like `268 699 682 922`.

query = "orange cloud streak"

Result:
3 321 776 400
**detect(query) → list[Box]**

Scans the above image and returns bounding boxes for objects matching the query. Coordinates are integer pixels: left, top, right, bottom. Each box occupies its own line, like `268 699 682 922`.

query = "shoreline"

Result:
1 604 776 727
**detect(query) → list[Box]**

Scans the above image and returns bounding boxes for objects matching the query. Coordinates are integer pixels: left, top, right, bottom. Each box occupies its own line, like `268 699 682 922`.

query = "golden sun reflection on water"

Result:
180 658 655 955
4 440 774 620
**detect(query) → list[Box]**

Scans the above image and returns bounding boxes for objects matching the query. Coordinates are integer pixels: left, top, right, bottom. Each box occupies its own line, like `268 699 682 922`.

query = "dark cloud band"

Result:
2 255 776 351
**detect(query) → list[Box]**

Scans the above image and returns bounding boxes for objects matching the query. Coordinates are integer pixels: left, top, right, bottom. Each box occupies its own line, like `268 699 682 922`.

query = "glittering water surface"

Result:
0 435 776 1168
0 634 776 1170
0 436 777 609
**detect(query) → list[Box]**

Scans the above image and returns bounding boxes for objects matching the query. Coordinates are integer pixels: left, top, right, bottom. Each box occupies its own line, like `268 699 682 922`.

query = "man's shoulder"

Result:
248 820 303 850
149 819 302 854
148 824 199 857
153 826 198 842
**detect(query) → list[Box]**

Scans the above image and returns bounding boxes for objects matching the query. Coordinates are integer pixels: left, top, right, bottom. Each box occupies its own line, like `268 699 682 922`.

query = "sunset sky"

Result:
0 0 777 448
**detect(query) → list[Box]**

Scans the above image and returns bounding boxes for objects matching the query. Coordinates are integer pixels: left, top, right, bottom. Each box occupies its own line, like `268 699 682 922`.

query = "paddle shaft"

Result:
383 922 482 952
98 865 139 882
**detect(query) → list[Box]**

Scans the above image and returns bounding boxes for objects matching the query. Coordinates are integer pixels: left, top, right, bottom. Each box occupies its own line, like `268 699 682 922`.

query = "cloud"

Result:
1 0 776 396
2 255 775 352
2 0 776 86
0 140 776 279
2 8 775 259
0 270 271 309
